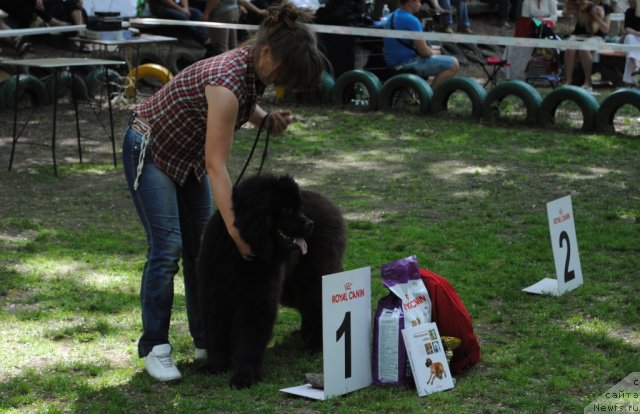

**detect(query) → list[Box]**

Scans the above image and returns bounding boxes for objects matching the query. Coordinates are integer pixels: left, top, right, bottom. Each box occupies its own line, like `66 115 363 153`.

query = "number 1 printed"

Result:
336 311 352 379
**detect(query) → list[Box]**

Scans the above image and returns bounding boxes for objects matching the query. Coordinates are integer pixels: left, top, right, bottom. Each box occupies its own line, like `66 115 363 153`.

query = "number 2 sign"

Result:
547 195 583 295
523 195 584 296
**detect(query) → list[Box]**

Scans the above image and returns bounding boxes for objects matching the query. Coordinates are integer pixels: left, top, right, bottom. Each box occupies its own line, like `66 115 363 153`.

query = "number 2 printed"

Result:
559 230 576 283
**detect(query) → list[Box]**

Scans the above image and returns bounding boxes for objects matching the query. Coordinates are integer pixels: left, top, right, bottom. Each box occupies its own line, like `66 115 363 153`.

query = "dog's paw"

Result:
202 353 230 375
201 363 228 375
230 371 260 389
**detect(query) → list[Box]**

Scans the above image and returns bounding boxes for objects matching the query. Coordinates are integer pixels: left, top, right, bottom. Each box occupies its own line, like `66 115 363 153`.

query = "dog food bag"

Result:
381 255 432 327
372 293 412 386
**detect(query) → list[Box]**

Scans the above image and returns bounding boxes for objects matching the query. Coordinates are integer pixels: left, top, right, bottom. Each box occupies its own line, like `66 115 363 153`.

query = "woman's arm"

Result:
159 0 185 13
591 5 610 34
239 0 267 17
204 84 253 259
181 0 192 17
249 104 292 134
203 0 221 20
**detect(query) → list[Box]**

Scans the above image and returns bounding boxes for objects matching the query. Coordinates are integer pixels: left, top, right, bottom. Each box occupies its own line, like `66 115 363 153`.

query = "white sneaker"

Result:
195 347 208 361
144 344 182 381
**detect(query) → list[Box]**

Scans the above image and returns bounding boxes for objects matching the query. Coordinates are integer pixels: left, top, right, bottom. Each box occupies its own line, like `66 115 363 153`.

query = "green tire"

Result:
539 85 599 132
84 68 124 99
380 73 432 114
43 71 90 101
166 49 200 75
0 81 5 109
431 76 487 121
319 71 335 104
332 69 382 110
596 88 640 134
3 74 49 107
483 80 542 124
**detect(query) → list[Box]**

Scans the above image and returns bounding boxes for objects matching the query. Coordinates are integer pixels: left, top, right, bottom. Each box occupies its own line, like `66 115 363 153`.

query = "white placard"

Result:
402 322 454 396
523 195 583 296
281 267 372 400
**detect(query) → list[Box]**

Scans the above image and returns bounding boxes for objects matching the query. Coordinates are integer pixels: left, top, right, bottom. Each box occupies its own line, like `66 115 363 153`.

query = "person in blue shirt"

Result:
383 0 459 89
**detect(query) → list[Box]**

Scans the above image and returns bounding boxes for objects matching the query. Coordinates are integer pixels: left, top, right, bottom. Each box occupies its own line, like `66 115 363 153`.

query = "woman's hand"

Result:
266 111 293 134
229 227 254 260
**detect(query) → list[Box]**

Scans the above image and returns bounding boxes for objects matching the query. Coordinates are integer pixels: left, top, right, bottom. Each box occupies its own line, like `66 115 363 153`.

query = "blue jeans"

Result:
438 0 471 28
151 5 208 45
122 125 212 357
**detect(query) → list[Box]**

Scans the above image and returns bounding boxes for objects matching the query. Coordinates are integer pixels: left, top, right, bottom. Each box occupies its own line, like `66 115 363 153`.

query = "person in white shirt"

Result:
521 0 558 21
622 0 640 86
504 0 558 80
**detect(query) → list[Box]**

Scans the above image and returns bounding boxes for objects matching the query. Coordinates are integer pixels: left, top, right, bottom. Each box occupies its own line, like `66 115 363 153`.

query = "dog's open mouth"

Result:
278 230 308 255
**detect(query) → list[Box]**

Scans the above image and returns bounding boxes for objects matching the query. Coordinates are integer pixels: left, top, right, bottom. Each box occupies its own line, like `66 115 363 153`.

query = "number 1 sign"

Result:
523 195 584 296
280 267 372 400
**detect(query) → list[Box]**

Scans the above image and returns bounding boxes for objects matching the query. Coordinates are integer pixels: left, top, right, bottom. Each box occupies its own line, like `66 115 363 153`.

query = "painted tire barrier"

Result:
431 76 487 121
3 74 49 107
0 66 13 84
483 80 542 125
43 71 90 101
84 68 124 99
319 70 335 104
132 51 175 88
332 69 382 110
132 51 165 68
125 63 173 97
379 73 432 114
596 88 640 133
275 71 335 104
166 49 199 75
0 81 5 109
539 85 599 132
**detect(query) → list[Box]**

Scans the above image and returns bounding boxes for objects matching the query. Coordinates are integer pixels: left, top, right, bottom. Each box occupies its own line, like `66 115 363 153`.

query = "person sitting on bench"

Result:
622 0 640 87
383 0 459 89
562 0 611 92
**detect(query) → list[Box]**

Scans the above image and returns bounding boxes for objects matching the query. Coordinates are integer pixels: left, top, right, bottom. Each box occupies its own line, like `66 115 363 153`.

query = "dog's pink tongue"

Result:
295 238 308 255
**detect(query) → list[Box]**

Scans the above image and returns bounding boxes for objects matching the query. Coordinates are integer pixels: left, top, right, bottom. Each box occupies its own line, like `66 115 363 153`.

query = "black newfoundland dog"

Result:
196 174 346 389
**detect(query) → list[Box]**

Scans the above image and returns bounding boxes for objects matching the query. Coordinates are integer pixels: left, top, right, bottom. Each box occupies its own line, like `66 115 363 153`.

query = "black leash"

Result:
234 113 271 187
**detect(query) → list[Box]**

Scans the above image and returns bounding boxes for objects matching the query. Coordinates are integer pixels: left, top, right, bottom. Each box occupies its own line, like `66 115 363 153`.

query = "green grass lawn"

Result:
0 103 638 413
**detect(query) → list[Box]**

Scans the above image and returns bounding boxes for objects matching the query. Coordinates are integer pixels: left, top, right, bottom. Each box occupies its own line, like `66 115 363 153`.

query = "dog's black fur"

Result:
196 174 346 389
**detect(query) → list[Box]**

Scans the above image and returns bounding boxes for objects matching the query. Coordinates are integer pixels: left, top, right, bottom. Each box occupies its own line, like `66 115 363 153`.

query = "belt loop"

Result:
131 113 151 191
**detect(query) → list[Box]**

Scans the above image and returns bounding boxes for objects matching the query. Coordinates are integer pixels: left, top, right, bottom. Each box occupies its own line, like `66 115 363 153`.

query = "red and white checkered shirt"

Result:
134 46 265 185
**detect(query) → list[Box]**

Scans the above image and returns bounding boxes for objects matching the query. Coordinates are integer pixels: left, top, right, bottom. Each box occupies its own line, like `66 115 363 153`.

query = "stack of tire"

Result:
324 69 640 134
0 69 122 109
0 48 192 110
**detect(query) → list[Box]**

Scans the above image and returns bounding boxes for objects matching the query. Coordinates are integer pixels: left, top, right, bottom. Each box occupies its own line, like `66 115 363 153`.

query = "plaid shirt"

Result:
135 46 265 185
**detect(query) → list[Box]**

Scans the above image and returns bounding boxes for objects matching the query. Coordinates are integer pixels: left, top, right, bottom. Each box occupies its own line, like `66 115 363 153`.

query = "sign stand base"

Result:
522 278 561 296
280 384 327 400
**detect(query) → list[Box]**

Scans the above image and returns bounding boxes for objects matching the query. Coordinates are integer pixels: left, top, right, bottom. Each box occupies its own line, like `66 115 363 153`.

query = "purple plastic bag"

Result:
372 256 433 387
381 255 432 327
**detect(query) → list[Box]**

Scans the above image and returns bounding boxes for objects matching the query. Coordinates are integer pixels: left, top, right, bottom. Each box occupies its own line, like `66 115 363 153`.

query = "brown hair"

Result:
249 2 329 90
